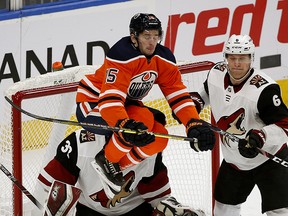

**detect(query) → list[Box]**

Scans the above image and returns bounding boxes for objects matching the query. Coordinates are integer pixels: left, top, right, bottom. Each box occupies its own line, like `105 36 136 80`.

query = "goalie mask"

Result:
129 13 163 39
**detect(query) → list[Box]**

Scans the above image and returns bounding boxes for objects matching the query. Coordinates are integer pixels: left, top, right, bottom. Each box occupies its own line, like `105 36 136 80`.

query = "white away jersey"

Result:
37 129 171 215
201 62 288 170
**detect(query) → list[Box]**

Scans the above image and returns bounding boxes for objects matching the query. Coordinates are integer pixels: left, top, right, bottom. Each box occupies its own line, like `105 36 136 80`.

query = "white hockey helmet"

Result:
223 34 255 66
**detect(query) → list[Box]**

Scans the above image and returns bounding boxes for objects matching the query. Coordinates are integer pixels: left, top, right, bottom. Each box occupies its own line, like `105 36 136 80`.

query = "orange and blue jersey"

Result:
76 36 199 128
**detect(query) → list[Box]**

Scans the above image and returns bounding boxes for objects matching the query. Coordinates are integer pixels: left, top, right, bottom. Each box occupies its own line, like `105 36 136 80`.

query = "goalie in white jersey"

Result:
33 129 205 216
191 35 288 216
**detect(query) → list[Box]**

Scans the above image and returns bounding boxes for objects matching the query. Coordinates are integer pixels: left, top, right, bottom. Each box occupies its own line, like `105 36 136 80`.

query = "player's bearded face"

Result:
226 54 251 83
136 30 160 56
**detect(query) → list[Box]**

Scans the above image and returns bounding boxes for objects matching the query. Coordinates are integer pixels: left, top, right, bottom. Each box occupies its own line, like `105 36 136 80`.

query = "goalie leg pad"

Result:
152 196 206 216
44 180 82 216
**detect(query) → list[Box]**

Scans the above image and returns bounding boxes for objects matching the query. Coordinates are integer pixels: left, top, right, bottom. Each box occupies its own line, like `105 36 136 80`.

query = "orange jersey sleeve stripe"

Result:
166 89 200 125
78 102 100 118
76 75 101 102
175 106 200 126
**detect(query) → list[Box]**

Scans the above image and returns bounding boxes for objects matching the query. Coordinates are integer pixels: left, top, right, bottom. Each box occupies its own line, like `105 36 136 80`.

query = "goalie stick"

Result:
5 96 197 143
0 163 44 211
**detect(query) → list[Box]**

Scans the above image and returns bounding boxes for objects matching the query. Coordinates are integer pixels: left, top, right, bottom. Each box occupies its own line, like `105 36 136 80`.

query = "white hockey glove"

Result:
44 180 82 216
152 196 206 216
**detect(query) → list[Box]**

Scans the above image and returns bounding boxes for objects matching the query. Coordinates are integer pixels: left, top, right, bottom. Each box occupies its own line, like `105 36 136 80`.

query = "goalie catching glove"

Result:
186 119 216 152
238 129 266 158
115 118 155 147
152 196 206 216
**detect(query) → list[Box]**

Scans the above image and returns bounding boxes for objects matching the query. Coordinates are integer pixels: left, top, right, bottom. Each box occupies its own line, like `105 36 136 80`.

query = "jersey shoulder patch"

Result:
79 130 97 143
213 61 227 72
250 74 268 88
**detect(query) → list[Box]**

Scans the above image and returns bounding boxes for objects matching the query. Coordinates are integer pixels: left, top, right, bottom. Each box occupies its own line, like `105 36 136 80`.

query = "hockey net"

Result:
0 61 219 216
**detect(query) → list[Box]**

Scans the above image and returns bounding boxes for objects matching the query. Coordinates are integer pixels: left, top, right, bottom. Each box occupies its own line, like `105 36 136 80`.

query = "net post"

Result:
211 115 220 215
12 94 24 216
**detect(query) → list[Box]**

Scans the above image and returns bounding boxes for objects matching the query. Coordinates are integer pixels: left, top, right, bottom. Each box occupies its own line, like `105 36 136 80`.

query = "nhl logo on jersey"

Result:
250 75 268 88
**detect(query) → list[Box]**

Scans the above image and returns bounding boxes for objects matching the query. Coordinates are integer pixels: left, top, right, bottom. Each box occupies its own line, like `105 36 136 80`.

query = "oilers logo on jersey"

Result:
128 71 158 99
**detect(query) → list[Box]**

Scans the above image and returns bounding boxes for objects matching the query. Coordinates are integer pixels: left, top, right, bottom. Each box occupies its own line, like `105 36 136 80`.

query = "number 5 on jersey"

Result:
105 68 119 83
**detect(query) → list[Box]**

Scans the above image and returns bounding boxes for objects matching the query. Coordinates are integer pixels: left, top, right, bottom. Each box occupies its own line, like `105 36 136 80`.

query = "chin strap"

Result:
228 67 253 83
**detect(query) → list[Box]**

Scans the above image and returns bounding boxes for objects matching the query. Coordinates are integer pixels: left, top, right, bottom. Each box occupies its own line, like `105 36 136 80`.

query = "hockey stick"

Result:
0 163 44 211
5 96 288 167
5 96 197 143
201 120 288 168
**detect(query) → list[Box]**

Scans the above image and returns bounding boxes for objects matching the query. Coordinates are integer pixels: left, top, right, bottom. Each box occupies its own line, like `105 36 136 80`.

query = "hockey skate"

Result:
152 196 206 216
92 149 125 194
98 177 118 199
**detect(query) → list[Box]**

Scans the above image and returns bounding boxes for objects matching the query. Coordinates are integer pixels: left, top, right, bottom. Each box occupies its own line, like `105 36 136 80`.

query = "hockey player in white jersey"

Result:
33 129 205 216
191 35 288 216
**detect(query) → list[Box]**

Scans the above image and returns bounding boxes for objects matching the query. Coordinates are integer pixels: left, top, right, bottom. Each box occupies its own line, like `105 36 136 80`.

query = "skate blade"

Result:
91 161 121 193
99 177 116 199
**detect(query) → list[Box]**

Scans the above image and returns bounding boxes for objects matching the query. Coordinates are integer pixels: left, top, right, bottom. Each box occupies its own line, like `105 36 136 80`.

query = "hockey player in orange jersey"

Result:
75 13 216 194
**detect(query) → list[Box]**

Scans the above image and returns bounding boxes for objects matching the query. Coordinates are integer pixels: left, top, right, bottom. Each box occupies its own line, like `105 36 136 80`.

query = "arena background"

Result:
0 1 287 215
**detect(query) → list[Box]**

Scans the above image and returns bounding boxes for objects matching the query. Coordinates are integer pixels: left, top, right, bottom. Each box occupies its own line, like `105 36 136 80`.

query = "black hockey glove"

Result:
115 118 155 147
186 119 216 152
238 129 266 158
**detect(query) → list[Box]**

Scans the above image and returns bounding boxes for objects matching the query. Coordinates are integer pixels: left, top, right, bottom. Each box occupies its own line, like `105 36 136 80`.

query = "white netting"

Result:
1 66 97 216
0 62 216 216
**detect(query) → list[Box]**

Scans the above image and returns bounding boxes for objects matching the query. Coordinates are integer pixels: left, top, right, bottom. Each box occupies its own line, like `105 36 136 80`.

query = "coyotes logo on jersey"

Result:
217 108 246 146
89 171 135 208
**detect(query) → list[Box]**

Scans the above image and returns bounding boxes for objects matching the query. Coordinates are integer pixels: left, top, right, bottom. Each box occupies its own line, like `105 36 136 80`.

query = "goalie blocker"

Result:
44 180 82 216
